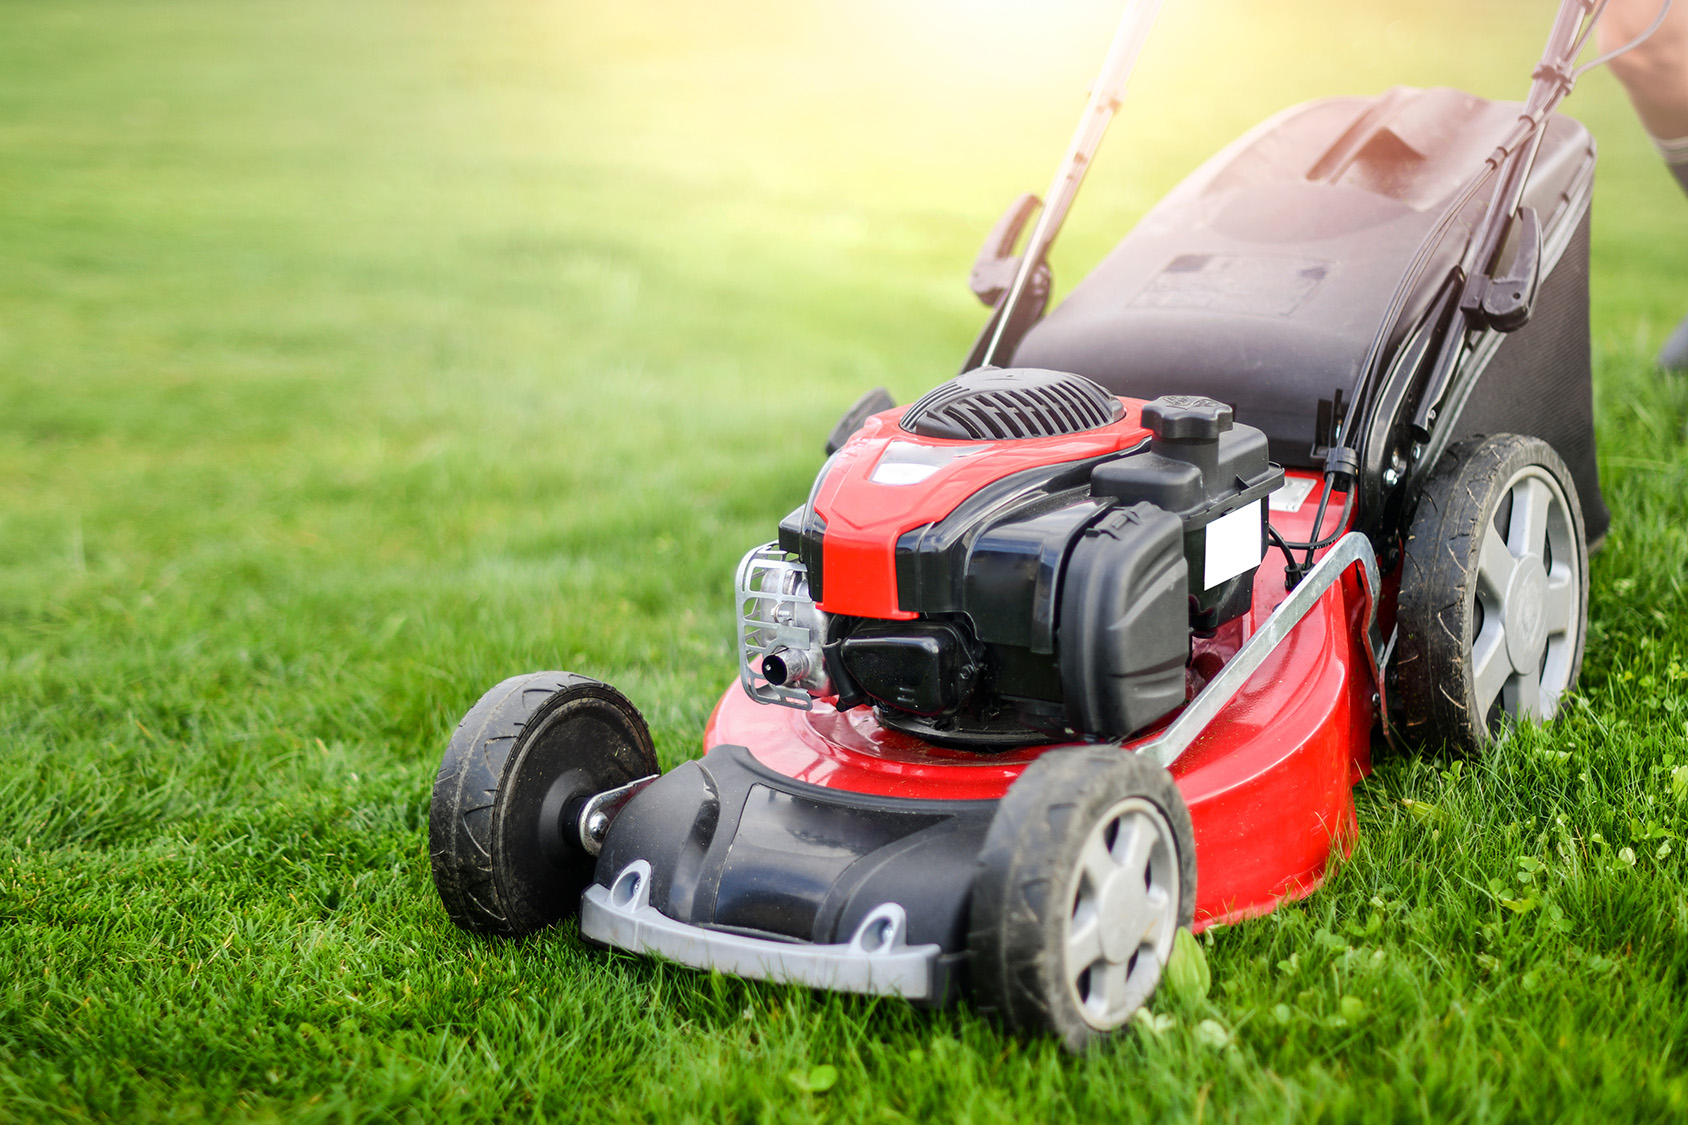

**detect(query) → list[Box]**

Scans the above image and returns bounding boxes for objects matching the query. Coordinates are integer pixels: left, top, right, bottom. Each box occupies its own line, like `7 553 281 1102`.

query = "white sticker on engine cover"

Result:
1204 501 1264 590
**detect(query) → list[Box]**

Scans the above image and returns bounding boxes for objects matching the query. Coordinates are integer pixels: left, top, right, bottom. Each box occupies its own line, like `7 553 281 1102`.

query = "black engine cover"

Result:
1058 502 1189 738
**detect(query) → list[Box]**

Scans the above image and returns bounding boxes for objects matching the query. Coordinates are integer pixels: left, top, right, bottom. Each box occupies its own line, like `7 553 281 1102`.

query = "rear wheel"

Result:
429 672 657 937
1394 434 1588 751
968 747 1196 1053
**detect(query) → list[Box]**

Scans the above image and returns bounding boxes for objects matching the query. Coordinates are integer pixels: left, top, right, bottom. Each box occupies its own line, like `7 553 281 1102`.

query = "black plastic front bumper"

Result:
582 744 998 1003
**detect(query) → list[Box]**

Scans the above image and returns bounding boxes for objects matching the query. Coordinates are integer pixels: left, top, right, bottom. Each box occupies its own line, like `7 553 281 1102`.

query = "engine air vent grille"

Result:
900 368 1123 441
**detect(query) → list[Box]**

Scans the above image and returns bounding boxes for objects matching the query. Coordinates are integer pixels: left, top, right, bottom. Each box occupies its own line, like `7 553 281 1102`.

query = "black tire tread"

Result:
1394 434 1588 752
428 672 651 937
968 746 1196 1053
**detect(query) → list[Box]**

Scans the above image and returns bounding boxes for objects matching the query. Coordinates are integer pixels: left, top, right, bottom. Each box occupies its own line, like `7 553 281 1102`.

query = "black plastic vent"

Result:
901 368 1124 441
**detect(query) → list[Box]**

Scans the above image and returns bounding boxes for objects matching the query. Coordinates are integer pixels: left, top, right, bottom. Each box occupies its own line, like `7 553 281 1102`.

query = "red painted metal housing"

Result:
707 405 1384 930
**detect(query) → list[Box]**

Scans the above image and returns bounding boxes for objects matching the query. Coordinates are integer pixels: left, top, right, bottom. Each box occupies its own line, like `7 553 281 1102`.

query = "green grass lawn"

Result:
2 0 1687 1119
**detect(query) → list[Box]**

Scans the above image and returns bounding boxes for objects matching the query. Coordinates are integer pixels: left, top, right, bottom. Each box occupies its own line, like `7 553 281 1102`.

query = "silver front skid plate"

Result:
579 860 942 1000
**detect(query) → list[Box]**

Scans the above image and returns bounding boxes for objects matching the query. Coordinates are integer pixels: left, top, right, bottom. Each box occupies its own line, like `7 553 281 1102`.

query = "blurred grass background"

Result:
1 0 1686 1120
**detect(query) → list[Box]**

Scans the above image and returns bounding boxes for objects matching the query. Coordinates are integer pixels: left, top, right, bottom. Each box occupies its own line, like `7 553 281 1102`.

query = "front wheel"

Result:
429 672 657 937
968 747 1196 1053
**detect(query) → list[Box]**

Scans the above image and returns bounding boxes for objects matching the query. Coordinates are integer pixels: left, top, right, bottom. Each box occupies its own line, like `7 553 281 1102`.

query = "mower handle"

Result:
971 0 1166 371
1338 0 1673 531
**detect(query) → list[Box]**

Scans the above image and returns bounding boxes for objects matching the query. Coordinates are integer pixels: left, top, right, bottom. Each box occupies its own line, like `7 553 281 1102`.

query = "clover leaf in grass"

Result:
1343 912 1382 939
1313 928 1347 952
787 1065 838 1094
1195 1019 1232 1048
1162 928 1210 1002
1629 818 1671 841
1401 798 1446 825
1132 1009 1177 1036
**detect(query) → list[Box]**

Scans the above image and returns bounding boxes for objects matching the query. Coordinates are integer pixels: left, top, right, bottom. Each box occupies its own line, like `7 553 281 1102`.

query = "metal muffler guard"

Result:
580 860 942 1000
735 544 829 710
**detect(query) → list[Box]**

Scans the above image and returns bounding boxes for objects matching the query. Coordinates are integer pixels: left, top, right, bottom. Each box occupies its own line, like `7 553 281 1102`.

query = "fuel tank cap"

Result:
1141 395 1234 442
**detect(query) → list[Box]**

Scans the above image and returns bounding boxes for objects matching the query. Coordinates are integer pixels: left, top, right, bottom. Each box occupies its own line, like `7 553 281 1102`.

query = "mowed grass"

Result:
1 0 1686 1120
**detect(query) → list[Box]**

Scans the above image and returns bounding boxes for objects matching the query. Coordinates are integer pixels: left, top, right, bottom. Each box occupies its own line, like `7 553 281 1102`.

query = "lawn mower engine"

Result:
740 368 1283 747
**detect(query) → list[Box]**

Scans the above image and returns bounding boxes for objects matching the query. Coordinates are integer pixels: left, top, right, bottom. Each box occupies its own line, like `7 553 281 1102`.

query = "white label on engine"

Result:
1269 475 1317 513
1204 501 1264 590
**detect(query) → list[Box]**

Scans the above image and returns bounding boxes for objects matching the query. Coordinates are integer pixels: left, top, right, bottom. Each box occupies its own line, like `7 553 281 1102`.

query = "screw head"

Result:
586 811 610 841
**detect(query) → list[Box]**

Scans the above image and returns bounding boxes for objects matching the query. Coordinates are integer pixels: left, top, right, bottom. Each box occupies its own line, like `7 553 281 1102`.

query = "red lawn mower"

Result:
429 0 1649 1050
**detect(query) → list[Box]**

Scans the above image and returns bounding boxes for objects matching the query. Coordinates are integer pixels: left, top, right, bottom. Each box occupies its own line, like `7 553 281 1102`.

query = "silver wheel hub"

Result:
1504 556 1549 669
1063 797 1179 1031
1472 468 1581 727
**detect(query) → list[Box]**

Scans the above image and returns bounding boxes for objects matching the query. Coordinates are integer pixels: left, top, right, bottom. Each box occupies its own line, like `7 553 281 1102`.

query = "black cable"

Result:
1298 479 1335 573
1266 523 1308 589
1273 475 1356 552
